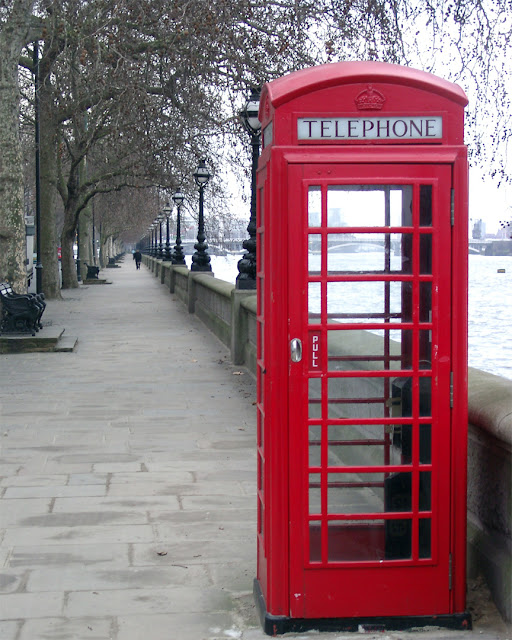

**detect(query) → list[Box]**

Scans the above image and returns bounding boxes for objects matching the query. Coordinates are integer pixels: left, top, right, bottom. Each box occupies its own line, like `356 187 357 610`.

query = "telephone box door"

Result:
288 160 453 618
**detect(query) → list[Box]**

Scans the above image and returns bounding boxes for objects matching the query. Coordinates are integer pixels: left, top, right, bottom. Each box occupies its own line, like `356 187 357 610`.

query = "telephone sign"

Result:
254 62 471 635
298 116 443 140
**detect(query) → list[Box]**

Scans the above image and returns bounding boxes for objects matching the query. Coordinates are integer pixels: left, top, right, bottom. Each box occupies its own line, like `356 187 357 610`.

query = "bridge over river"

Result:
469 239 512 255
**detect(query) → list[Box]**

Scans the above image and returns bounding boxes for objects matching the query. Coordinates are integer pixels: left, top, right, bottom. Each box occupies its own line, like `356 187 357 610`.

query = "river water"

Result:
192 252 512 381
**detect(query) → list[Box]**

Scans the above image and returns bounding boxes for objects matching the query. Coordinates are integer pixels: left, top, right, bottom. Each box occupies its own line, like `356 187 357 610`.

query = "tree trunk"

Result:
99 227 107 268
0 0 36 291
39 75 62 298
60 203 79 289
78 202 92 280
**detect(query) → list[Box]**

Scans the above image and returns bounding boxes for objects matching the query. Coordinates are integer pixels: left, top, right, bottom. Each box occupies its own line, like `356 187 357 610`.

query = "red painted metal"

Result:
255 61 469 632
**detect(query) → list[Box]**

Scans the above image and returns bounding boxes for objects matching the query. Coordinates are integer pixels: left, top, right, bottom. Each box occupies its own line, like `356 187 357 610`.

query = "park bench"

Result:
84 263 100 279
0 282 46 336
106 257 120 268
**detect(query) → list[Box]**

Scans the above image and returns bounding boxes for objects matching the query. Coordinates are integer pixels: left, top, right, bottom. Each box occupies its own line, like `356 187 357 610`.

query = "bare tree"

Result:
4 0 512 293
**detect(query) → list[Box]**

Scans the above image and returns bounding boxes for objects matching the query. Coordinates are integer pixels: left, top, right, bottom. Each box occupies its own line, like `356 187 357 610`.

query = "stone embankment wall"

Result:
144 255 511 623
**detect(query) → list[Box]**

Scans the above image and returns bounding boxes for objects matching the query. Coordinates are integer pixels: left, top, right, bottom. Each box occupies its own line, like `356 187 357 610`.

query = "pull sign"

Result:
309 331 323 371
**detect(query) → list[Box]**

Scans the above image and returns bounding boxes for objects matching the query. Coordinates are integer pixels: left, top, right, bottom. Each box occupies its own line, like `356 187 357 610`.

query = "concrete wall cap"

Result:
240 295 257 313
193 273 234 298
468 367 512 448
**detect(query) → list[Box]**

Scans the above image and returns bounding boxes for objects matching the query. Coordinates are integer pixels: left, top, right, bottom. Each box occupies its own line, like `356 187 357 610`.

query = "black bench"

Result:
0 282 46 336
84 263 100 279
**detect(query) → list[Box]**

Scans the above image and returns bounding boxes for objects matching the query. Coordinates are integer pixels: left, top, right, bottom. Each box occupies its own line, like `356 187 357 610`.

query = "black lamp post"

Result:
172 191 186 265
33 41 43 294
163 203 172 261
191 158 212 272
151 224 157 256
236 87 261 290
157 213 165 259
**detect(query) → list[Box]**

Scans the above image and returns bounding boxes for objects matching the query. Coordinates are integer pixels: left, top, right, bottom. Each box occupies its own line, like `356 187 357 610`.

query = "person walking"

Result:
133 250 142 270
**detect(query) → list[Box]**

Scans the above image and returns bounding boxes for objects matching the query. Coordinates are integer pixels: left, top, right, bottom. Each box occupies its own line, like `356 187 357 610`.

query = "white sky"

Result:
469 166 511 234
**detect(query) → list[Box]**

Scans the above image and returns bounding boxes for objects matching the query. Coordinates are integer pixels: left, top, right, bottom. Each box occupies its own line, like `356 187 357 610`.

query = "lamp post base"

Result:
235 275 256 290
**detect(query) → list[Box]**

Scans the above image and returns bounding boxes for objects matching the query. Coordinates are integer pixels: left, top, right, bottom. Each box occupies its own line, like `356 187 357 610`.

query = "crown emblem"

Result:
355 85 386 111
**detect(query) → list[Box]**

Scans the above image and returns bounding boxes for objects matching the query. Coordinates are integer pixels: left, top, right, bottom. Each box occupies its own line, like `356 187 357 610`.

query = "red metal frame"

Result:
255 62 469 633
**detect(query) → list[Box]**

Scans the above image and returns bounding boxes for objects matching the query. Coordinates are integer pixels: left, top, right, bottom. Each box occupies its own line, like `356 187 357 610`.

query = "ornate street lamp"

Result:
157 212 165 259
33 42 43 293
236 87 261 290
162 202 173 261
191 158 212 272
151 223 157 256
172 191 186 265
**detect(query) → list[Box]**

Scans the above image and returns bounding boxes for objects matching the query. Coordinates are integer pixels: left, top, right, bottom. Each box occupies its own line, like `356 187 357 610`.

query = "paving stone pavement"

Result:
0 260 510 640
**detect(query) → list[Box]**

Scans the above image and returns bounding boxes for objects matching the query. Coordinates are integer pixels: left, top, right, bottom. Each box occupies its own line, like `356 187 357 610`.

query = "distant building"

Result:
471 219 486 239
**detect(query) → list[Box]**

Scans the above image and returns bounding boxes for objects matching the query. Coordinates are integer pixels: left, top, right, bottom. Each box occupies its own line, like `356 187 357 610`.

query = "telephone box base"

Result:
254 580 472 636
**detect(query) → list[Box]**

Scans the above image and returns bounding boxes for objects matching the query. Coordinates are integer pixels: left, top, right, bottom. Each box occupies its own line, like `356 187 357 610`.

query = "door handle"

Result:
290 338 303 363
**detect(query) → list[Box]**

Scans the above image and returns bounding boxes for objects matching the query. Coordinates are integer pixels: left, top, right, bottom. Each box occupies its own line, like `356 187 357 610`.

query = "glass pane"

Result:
419 519 432 558
308 186 321 227
308 235 321 274
327 233 412 274
420 185 433 227
309 522 322 562
327 187 382 227
392 187 413 226
419 378 432 417
419 425 432 464
326 185 413 227
328 376 391 419
326 521 385 562
327 424 401 467
308 282 321 320
327 472 387 514
384 471 412 512
391 424 432 466
420 282 432 323
419 330 432 369
327 281 412 323
328 328 412 371
323 519 412 562
420 234 433 274
385 519 412 559
309 378 322 418
309 473 321 514
391 424 412 464
419 471 432 511
309 425 321 467
390 377 432 419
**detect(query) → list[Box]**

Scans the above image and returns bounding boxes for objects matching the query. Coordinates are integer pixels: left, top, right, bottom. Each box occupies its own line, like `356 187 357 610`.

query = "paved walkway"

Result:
0 261 509 640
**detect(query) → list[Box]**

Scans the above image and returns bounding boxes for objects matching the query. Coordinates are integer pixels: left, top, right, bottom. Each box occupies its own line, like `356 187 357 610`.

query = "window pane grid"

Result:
306 181 436 566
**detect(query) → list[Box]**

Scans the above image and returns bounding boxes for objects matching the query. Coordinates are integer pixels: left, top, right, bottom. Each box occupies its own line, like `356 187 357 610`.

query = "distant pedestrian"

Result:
133 250 142 269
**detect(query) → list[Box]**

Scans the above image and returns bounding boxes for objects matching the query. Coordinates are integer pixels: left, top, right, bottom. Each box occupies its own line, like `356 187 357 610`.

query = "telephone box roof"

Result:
260 61 468 114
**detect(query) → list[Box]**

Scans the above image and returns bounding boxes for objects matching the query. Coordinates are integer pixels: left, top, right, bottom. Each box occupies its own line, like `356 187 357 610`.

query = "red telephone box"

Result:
254 62 471 634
